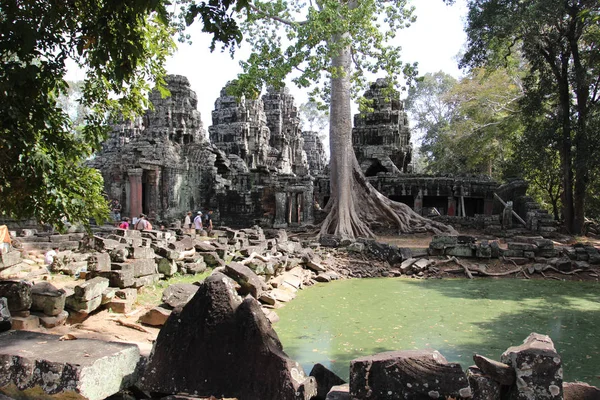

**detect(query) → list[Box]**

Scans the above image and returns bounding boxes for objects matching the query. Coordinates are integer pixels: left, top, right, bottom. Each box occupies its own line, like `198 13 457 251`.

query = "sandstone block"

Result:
87 270 134 288
87 252 111 272
65 294 102 314
35 310 69 328
467 366 501 400
106 298 133 314
309 363 346 400
131 246 156 260
10 315 40 330
0 280 32 312
0 297 11 332
0 251 21 270
157 257 177 277
74 277 110 301
31 282 66 316
139 306 171 326
349 349 471 399
0 330 140 400
326 384 349 400
500 333 563 400
132 273 161 288
161 283 199 308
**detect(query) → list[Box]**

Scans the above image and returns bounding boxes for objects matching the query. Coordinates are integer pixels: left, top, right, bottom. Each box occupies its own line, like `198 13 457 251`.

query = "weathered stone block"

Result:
89 268 135 288
0 330 140 400
0 297 11 333
132 273 161 288
49 234 71 243
309 363 346 400
162 283 199 309
157 257 177 277
35 310 69 328
131 246 156 260
326 384 349 400
502 249 524 258
87 252 111 272
139 306 171 326
349 349 471 399
0 251 21 270
74 277 110 301
106 298 133 314
224 262 268 299
467 367 501 400
446 245 475 257
65 294 102 314
31 282 66 316
508 242 537 251
0 280 32 312
500 333 563 400
10 315 39 330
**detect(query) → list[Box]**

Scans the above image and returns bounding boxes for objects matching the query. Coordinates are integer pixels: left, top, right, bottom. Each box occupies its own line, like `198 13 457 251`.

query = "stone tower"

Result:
352 78 413 175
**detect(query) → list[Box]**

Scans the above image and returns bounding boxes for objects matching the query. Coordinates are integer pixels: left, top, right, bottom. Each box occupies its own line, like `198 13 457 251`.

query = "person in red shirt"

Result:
119 217 130 229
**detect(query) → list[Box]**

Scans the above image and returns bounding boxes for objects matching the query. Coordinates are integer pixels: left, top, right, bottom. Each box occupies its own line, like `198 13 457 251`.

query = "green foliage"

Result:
228 0 417 101
299 101 329 132
406 68 524 180
461 0 600 232
0 0 244 230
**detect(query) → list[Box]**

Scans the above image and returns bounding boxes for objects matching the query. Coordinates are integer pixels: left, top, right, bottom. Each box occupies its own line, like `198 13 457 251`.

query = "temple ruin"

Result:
91 75 554 233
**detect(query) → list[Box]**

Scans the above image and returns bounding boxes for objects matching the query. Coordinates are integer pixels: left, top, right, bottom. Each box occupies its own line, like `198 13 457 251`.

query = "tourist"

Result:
204 209 213 235
193 211 203 232
135 214 148 230
183 211 193 229
111 199 122 223
145 219 153 230
119 217 130 230
44 247 58 266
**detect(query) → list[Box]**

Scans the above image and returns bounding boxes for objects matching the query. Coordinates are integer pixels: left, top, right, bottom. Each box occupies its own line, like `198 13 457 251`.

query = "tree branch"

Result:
248 4 308 26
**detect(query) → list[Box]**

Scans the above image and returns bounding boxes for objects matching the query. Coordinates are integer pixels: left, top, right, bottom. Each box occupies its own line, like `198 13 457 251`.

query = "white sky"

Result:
165 0 468 129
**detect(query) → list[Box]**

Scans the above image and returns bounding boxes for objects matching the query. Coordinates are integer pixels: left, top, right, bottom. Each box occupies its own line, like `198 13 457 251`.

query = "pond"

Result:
274 278 600 386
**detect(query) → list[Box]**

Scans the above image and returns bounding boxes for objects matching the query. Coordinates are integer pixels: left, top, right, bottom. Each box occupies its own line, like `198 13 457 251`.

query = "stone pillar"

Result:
146 169 161 220
447 197 457 217
414 190 423 215
273 192 288 228
128 168 143 219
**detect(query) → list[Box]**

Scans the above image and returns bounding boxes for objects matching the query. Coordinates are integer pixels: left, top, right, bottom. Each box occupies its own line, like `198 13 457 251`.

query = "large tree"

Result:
229 0 454 239
461 0 600 234
0 0 244 229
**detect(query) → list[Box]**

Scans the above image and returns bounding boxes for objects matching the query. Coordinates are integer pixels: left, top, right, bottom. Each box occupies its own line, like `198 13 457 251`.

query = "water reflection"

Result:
275 278 600 385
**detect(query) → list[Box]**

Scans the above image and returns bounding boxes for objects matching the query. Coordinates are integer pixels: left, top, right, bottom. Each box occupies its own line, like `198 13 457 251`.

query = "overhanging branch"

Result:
248 4 308 26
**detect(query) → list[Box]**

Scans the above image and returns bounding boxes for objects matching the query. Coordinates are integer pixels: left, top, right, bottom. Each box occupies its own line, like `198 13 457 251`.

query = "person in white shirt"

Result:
193 211 203 231
45 248 58 265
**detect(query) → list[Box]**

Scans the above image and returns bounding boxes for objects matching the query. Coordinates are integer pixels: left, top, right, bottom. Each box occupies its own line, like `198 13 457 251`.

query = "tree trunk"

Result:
319 36 455 240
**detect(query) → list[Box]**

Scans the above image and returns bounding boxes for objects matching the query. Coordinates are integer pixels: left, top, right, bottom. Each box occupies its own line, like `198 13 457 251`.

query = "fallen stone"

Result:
259 291 277 306
467 366 501 400
34 310 69 328
87 270 134 288
270 287 296 302
309 363 346 400
141 272 315 400
0 251 21 270
161 283 199 309
65 293 102 314
0 330 140 400
10 315 39 330
139 306 171 326
0 280 32 312
563 381 600 400
473 353 515 385
101 287 117 305
349 349 471 399
501 333 563 400
132 273 161 288
30 281 66 316
87 252 112 272
0 298 10 332
106 298 133 314
74 277 110 301
131 246 156 260
157 257 177 277
326 384 350 400
315 272 331 283
224 262 267 298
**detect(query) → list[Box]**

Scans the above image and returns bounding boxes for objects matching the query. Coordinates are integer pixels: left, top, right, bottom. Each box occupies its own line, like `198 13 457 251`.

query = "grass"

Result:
136 269 212 307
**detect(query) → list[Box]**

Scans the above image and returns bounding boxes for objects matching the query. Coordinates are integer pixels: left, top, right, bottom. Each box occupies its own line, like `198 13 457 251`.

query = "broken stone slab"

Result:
131 246 156 260
131 273 161 288
500 333 563 400
106 298 133 314
10 315 39 330
563 381 600 400
0 298 10 332
0 330 141 400
270 287 296 302
473 353 515 385
0 251 21 270
326 384 349 400
157 257 177 277
181 260 207 274
198 251 225 268
73 276 110 301
309 363 346 400
467 366 501 400
87 270 135 288
87 252 111 272
112 259 158 278
33 310 69 328
0 280 32 312
139 305 171 326
223 262 268 299
259 291 277 306
31 282 66 316
349 349 471 399
315 272 331 283
162 283 199 309
65 293 102 314
141 272 316 400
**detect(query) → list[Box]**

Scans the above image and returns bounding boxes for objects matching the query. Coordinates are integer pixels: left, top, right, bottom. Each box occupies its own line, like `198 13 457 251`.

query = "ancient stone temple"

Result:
302 130 328 176
352 78 413 175
92 76 316 228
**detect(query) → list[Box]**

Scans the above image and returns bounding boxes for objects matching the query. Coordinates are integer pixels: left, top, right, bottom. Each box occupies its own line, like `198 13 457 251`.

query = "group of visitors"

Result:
117 214 154 231
183 209 213 234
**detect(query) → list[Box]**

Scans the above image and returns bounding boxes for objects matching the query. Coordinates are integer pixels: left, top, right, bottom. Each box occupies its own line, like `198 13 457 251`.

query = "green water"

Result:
274 278 600 385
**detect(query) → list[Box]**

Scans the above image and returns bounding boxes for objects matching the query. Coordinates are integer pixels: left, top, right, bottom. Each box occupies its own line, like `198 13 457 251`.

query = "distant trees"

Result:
405 68 523 180
462 0 600 234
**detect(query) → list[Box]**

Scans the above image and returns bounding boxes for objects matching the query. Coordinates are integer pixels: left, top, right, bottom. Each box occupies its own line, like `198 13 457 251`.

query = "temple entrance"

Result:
423 196 448 215
389 195 414 208
365 160 387 177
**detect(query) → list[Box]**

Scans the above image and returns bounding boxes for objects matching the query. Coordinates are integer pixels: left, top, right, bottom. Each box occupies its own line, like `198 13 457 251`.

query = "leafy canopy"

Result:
0 0 243 229
229 0 418 103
